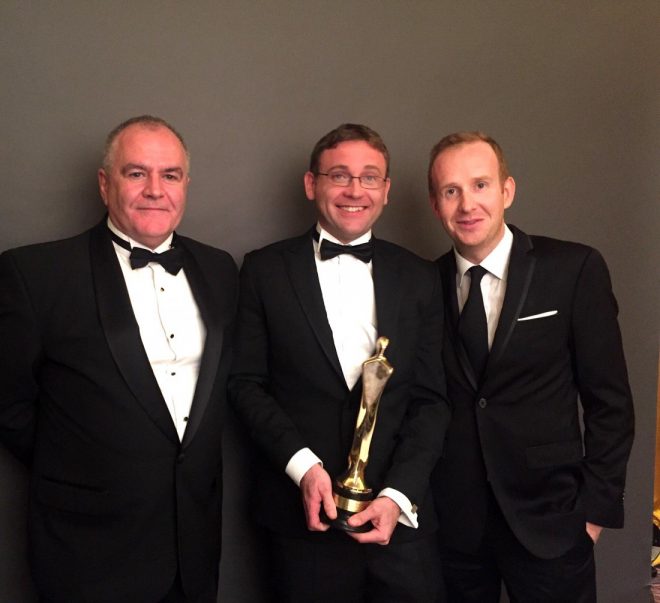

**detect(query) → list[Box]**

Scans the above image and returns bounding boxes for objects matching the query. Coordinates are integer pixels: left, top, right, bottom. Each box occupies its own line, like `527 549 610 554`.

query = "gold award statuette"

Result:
327 336 394 533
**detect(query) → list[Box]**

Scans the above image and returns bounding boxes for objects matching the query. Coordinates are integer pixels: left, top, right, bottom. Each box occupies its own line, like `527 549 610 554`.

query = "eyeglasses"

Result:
316 171 387 190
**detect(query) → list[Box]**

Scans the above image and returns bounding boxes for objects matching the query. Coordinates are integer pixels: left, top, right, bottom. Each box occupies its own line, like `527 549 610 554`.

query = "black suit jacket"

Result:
0 220 238 603
432 225 634 559
229 229 450 541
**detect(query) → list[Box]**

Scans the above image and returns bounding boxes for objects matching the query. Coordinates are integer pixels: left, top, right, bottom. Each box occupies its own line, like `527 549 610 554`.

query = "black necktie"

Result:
458 265 489 381
109 230 184 275
319 239 374 262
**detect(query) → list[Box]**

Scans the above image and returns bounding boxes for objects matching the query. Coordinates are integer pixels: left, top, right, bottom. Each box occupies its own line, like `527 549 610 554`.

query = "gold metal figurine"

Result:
327 336 394 532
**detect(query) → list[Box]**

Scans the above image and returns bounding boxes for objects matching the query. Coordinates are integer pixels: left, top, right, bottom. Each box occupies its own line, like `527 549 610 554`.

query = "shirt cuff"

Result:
378 487 419 529
285 448 323 486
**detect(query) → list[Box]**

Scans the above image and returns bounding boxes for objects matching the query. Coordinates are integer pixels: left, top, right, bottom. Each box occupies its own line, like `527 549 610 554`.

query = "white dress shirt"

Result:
285 225 418 528
108 219 206 440
454 225 514 347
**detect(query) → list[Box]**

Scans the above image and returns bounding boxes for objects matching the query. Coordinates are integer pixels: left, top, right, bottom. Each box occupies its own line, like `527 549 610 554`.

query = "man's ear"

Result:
503 176 516 209
383 178 391 206
98 169 109 206
429 194 441 219
303 171 316 201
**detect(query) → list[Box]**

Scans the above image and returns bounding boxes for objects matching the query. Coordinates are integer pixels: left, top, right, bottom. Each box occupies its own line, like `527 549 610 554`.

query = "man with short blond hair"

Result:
428 131 634 602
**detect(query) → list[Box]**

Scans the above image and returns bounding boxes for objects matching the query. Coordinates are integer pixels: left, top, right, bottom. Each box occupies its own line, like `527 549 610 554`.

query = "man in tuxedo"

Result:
428 131 634 602
229 124 450 603
0 115 238 603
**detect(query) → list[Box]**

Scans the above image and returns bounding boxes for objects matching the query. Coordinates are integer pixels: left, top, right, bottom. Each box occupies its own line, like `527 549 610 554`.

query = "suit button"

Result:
177 453 186 464
478 398 487 408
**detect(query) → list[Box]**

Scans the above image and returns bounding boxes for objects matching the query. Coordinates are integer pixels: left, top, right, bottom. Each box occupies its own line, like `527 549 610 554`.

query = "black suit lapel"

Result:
437 252 460 329
179 243 223 448
438 252 481 390
372 240 402 363
285 232 344 382
89 221 179 444
486 226 536 375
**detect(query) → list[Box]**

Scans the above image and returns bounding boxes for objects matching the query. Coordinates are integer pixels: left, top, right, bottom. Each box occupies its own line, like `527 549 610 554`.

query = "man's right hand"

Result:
299 463 336 531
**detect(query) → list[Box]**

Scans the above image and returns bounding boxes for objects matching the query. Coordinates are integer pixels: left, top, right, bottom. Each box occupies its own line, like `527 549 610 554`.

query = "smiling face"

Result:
304 140 390 243
429 140 515 263
98 124 189 249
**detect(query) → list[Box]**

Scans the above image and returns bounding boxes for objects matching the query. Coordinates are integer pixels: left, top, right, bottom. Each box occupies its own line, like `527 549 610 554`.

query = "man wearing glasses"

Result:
230 124 450 602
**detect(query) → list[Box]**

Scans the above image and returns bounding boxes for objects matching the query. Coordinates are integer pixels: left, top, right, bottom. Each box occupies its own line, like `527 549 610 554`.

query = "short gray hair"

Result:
102 115 190 172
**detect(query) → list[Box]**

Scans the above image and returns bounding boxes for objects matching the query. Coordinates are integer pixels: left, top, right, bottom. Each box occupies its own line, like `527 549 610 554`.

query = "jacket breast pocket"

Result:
525 440 583 469
511 310 565 357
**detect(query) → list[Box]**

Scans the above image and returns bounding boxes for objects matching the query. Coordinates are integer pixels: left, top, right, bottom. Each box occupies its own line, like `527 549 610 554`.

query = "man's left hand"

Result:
346 496 400 545
586 522 603 544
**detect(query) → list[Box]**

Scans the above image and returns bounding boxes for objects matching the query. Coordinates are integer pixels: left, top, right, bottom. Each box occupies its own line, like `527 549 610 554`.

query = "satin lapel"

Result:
89 222 179 444
485 227 535 377
179 244 222 449
372 240 402 364
438 252 480 390
285 233 344 381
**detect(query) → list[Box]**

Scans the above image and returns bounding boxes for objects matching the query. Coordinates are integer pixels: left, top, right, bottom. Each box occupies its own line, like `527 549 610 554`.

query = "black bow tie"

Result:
318 238 374 262
109 230 184 275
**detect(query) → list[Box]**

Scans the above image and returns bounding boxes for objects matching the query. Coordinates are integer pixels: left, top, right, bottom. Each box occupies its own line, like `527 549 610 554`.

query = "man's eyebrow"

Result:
120 163 148 175
162 167 184 175
360 164 385 174
324 163 384 173
439 181 460 190
119 164 184 176
323 163 349 171
440 175 493 189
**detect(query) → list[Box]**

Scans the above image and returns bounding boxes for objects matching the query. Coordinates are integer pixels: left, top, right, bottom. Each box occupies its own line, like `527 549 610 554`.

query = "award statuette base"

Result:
320 483 374 533
320 508 373 533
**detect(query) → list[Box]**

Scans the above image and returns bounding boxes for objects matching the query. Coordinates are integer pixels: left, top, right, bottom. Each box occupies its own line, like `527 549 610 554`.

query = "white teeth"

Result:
341 206 364 212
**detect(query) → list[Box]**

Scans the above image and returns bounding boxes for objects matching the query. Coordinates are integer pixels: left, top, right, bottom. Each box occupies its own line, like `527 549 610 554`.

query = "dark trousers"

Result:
159 569 218 603
267 530 445 603
441 494 596 603
159 570 189 603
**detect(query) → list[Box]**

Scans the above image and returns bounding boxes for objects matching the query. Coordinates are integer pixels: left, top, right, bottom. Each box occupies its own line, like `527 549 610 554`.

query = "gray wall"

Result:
1 2 658 602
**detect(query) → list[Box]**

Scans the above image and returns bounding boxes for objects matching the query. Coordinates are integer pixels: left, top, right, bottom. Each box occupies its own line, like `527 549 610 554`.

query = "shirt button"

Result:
170 333 174 339
478 398 487 408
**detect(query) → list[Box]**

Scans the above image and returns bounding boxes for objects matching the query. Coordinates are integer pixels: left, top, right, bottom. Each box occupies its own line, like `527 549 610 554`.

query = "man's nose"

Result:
458 191 475 211
143 174 163 198
346 176 363 196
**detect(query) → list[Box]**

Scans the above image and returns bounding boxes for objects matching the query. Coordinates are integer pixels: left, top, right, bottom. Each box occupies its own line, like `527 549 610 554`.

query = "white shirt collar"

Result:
107 217 174 254
454 224 513 284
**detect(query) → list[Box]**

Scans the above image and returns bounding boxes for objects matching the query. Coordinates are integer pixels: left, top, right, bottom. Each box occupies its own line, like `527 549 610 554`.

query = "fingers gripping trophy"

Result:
326 336 394 532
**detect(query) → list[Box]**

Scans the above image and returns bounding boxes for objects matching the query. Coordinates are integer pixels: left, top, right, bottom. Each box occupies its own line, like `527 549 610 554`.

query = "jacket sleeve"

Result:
227 252 308 471
0 251 42 465
572 248 634 527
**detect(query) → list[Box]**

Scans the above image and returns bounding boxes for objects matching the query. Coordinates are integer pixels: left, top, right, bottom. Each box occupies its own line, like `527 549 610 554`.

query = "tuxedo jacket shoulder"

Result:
434 225 634 559
230 230 450 539
0 220 238 602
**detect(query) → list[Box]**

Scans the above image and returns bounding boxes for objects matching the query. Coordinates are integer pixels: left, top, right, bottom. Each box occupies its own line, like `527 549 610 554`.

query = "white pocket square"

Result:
517 310 558 322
